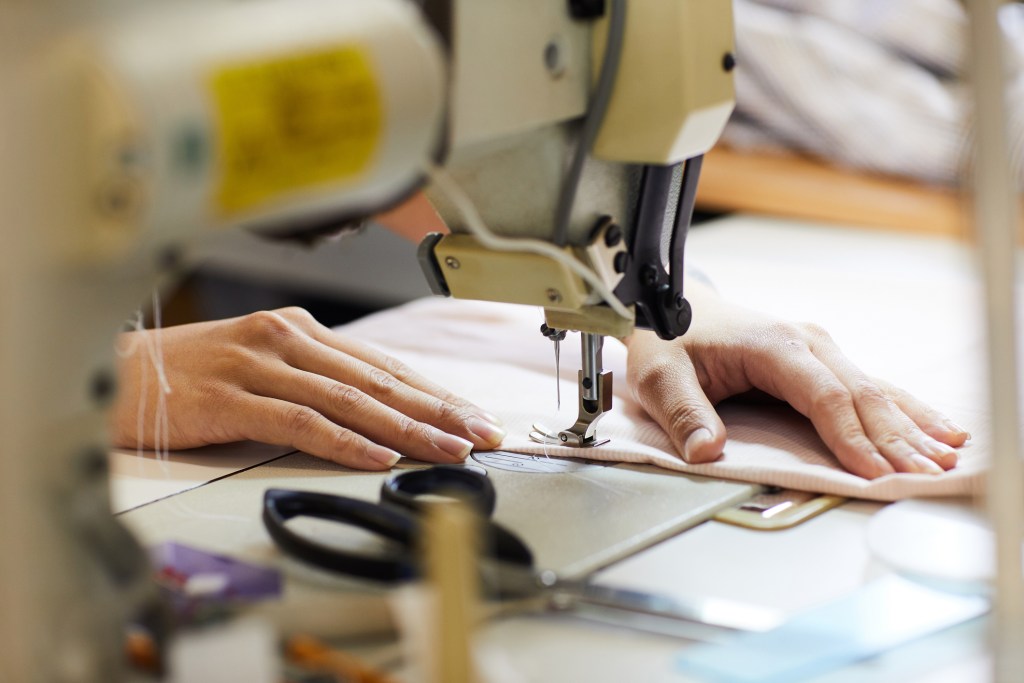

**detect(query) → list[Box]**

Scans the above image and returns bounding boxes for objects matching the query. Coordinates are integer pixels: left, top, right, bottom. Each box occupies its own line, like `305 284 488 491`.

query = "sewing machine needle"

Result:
555 338 561 411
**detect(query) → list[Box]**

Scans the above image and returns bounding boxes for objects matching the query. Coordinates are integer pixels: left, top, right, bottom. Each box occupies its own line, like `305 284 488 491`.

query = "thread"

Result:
148 290 171 460
115 289 172 462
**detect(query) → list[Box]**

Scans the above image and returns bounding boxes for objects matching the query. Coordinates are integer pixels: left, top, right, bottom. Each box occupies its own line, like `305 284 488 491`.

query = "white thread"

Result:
164 496 255 526
116 291 173 463
424 163 633 321
116 310 151 460
148 289 171 461
114 311 146 359
136 317 150 460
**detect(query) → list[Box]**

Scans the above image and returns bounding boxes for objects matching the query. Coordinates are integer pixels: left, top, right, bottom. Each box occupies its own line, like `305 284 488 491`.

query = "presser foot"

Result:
529 369 613 448
529 423 610 449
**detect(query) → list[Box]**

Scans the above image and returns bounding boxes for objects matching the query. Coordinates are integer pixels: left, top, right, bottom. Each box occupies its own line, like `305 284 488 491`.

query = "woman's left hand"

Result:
624 279 969 479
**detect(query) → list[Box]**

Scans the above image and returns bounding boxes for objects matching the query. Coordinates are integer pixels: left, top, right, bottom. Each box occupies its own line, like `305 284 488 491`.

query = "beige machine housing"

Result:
592 0 736 164
424 0 736 336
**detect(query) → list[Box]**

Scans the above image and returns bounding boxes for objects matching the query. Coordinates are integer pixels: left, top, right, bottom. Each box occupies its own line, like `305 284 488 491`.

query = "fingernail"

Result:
923 440 958 460
871 452 895 477
368 444 402 468
472 409 504 427
431 428 473 460
683 428 714 463
912 454 944 475
467 417 506 447
945 420 971 439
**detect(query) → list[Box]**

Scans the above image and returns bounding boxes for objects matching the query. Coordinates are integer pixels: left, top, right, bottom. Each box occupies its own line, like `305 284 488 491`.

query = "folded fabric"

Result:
338 297 986 502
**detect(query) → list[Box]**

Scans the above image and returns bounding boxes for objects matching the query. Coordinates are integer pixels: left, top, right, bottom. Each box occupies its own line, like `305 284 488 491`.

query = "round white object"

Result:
867 498 1003 593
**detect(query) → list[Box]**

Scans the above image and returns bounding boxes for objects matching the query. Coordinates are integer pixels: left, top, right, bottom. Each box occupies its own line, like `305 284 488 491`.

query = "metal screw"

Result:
546 288 563 303
604 223 623 248
560 433 569 442
444 256 461 270
540 323 567 342
89 369 116 406
641 263 659 287
614 251 630 274
544 39 566 77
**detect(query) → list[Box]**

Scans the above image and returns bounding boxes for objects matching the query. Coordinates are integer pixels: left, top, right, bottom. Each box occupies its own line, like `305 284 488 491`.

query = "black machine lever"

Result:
614 155 703 340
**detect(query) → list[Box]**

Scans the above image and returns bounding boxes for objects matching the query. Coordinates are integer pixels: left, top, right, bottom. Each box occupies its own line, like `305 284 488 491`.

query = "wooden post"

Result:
424 501 480 683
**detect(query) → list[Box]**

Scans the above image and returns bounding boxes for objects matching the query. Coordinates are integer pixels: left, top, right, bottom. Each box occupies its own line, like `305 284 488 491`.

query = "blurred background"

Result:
162 0 1024 328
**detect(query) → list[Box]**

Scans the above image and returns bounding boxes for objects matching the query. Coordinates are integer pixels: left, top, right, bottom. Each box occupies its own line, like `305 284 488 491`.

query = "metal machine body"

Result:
3 0 733 679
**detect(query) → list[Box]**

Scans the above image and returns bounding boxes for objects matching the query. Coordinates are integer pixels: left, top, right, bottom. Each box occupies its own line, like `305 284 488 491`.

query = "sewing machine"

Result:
1 0 733 680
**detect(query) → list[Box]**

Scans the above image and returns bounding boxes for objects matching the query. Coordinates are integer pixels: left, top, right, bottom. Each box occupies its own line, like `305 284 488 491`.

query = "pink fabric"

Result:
339 297 986 502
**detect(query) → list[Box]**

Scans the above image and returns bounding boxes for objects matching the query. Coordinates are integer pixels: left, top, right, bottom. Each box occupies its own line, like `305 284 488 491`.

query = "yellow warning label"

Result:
209 46 382 216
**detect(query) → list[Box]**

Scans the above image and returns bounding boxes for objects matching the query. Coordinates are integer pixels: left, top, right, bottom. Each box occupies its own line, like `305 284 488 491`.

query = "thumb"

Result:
629 351 727 464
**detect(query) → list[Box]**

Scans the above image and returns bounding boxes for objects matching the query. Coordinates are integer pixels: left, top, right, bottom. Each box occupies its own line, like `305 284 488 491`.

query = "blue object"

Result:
676 575 988 683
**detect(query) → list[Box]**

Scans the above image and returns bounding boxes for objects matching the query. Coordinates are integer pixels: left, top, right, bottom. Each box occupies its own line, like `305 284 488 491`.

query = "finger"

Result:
294 315 503 424
883 407 959 472
270 330 505 449
810 342 954 473
237 395 402 471
873 377 970 447
251 365 475 464
745 344 895 479
629 350 727 464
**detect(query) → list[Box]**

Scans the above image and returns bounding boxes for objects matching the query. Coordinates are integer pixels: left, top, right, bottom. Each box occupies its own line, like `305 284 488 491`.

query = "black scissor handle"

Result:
265 476 535 584
381 467 533 568
381 466 496 516
262 488 417 583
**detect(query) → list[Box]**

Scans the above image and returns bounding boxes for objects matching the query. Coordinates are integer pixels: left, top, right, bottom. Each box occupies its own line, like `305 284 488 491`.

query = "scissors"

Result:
263 465 534 585
262 466 783 638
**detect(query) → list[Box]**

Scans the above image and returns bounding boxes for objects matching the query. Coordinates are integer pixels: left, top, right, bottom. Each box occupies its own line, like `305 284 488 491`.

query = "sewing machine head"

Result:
415 0 736 446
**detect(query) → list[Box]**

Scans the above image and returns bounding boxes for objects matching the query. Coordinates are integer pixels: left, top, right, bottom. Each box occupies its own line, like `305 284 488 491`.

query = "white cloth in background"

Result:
726 0 1024 186
337 295 987 503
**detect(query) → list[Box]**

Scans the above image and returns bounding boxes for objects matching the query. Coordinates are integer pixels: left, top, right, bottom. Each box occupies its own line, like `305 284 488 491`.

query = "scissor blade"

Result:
560 601 738 644
564 583 786 633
